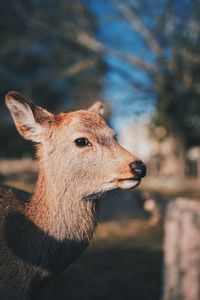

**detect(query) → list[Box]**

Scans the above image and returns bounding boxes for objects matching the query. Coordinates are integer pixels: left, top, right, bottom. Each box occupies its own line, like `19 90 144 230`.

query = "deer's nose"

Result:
130 160 147 180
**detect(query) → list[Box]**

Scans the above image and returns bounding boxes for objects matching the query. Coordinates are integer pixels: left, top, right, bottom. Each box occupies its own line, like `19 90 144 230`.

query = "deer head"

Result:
5 91 146 200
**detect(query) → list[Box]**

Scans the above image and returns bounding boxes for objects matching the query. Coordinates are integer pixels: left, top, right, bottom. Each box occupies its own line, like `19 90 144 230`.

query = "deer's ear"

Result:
5 91 52 143
88 101 107 117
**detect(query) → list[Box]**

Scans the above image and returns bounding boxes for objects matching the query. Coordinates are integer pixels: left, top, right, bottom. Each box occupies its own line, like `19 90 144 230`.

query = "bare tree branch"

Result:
76 31 156 74
112 0 162 55
62 60 96 77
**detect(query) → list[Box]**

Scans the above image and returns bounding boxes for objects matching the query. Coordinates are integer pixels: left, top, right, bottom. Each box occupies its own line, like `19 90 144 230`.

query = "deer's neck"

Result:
26 165 98 243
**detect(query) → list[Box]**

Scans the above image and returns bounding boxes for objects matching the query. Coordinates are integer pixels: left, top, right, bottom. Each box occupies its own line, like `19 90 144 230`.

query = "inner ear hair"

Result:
88 100 111 121
88 100 107 117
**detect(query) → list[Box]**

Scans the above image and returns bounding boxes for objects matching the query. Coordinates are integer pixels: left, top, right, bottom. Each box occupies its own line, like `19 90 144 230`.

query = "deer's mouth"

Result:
115 178 141 189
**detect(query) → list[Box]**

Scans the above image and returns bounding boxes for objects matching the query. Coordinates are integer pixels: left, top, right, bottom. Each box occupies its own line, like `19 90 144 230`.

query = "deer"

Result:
0 91 146 299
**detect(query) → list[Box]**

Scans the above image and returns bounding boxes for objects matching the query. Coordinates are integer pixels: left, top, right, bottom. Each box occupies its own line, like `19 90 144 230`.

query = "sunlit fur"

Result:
0 91 142 299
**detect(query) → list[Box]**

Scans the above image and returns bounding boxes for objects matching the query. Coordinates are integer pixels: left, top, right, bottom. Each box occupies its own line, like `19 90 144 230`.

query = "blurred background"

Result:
0 0 200 299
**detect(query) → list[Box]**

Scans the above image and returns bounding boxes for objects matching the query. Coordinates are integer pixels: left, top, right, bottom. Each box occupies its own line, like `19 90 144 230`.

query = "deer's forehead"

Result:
75 111 106 128
63 111 106 129
60 111 114 137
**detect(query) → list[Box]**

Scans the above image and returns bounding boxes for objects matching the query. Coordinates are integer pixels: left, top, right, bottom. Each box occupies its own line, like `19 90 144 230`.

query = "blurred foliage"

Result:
0 0 105 157
155 0 200 149
0 0 105 111
148 0 200 174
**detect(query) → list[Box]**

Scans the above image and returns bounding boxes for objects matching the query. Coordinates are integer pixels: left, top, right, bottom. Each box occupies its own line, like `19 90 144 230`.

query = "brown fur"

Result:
0 91 144 299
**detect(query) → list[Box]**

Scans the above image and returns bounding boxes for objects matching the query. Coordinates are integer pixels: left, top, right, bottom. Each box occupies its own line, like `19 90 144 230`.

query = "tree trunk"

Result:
163 198 200 300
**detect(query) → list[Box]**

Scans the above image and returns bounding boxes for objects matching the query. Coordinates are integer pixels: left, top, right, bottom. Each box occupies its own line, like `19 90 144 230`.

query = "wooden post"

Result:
163 198 200 300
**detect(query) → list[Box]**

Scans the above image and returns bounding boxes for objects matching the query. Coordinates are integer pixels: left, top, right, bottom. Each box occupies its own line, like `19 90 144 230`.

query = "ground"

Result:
36 220 163 300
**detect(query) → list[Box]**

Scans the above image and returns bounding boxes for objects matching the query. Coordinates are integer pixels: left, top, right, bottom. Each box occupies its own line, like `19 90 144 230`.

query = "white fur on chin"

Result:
118 179 140 189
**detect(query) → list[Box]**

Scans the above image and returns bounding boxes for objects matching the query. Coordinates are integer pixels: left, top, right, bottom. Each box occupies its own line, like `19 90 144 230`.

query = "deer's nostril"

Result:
130 160 147 179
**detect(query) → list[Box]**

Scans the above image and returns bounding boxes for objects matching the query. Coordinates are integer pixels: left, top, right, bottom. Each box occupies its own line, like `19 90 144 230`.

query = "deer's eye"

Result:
74 138 91 147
